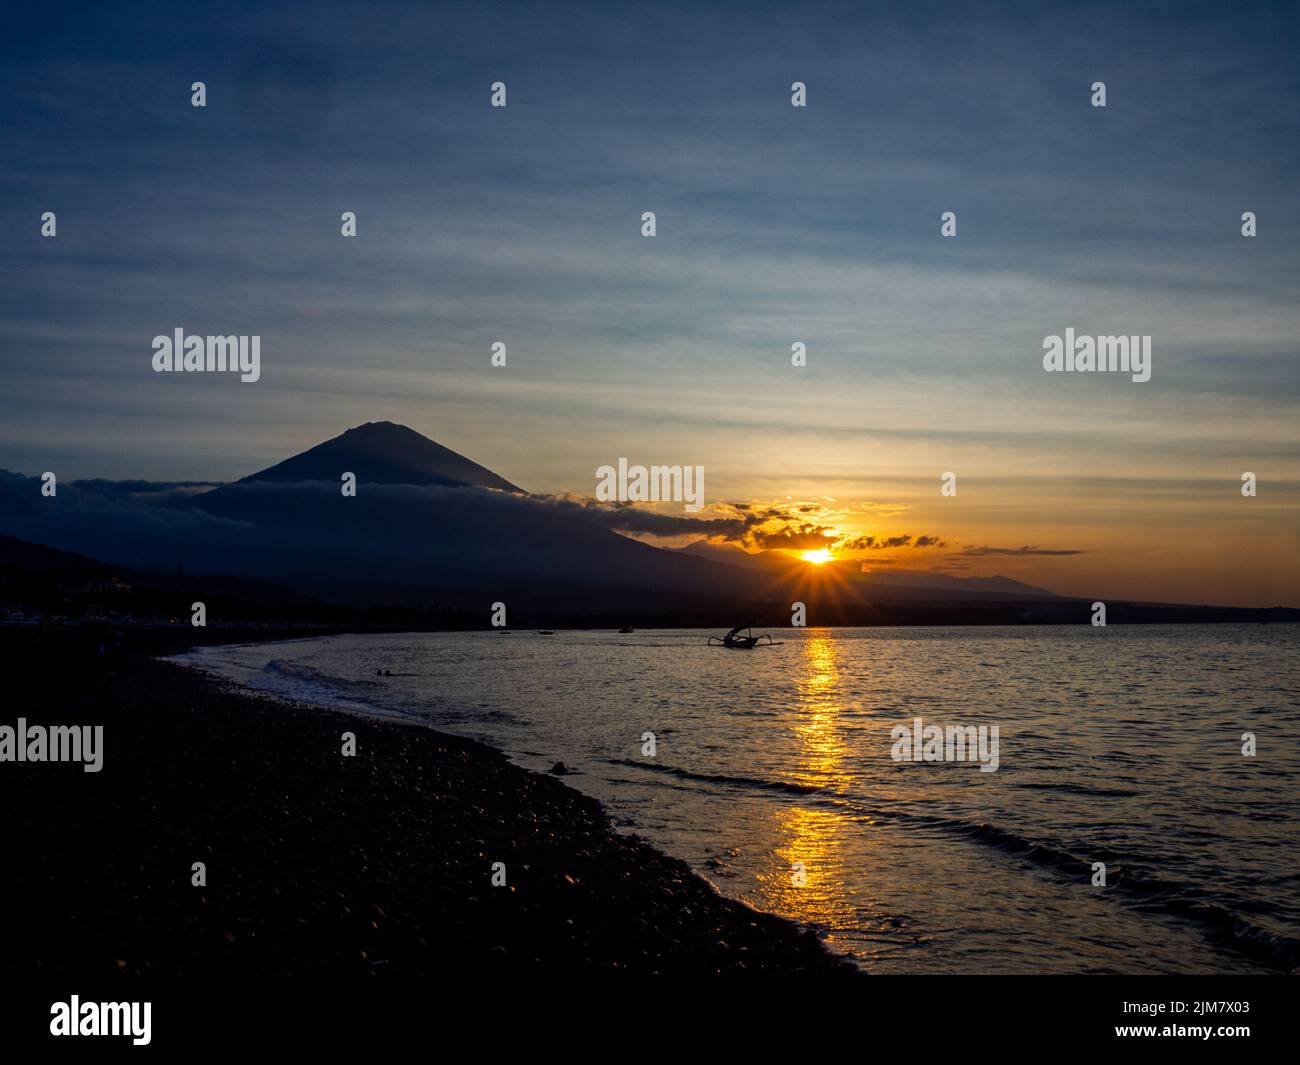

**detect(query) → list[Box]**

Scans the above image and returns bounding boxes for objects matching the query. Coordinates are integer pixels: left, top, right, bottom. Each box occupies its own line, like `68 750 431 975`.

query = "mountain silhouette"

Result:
237 421 523 493
674 540 773 571
185 422 742 605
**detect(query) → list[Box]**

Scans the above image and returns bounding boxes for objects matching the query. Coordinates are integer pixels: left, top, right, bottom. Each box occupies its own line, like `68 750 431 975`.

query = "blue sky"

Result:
2 1 1297 603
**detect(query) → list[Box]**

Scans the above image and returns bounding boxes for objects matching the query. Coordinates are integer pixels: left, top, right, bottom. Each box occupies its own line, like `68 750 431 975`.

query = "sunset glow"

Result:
802 549 833 565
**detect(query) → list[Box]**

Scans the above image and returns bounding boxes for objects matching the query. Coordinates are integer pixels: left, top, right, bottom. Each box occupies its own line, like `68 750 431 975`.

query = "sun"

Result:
801 548 833 565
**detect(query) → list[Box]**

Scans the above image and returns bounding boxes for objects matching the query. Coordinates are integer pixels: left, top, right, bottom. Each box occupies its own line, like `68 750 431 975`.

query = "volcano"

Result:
236 421 523 493
182 422 741 608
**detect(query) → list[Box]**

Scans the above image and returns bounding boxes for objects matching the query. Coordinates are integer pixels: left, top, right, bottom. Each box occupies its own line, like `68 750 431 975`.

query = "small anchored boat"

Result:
708 618 782 650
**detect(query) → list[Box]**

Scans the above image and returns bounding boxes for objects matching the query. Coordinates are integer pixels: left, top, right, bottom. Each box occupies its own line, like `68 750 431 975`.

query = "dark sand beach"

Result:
0 627 853 978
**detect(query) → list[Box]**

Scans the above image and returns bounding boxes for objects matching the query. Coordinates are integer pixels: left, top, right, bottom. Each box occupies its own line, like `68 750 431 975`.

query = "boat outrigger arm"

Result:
708 618 783 649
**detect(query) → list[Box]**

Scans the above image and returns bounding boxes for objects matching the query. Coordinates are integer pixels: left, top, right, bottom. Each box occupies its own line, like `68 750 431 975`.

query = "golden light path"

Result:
753 628 861 942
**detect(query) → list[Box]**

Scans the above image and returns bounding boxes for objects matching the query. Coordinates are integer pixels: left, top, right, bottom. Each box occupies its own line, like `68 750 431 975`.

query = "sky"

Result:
1 0 1298 606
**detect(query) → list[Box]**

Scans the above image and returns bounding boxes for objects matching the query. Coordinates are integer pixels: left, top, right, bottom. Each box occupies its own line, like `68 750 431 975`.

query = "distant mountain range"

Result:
2 422 1296 626
672 539 1057 598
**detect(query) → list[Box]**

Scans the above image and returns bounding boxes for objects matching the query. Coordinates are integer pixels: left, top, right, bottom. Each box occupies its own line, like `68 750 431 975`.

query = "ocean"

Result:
171 624 1300 974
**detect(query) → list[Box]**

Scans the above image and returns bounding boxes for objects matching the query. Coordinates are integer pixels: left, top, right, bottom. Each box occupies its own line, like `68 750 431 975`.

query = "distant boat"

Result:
618 626 634 634
537 630 555 635
708 618 781 650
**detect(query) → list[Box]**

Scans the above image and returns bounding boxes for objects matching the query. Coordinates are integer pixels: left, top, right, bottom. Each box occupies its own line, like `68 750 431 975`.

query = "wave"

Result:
605 758 825 796
614 755 1300 972
932 816 1299 969
1013 781 1140 798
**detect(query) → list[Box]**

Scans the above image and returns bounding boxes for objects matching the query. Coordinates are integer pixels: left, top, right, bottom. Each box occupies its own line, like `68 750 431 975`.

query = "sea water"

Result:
172 624 1300 974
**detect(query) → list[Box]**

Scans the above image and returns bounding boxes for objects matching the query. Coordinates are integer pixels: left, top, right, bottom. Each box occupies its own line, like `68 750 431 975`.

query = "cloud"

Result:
536 495 765 539
750 523 838 551
0 471 255 567
5 0 1297 494
8 472 835 557
542 495 957 557
70 479 227 502
521 494 860 554
837 533 946 550
958 545 1084 557
5 471 1089 589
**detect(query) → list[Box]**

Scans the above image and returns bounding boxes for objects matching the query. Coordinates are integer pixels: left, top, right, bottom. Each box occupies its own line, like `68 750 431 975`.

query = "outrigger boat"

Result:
708 618 782 650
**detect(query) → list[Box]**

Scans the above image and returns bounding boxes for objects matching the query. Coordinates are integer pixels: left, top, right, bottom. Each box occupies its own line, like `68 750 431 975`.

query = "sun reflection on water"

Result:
751 629 861 941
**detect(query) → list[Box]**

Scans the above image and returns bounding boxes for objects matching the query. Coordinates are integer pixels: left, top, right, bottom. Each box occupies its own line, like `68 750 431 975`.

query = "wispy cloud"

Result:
958 545 1085 557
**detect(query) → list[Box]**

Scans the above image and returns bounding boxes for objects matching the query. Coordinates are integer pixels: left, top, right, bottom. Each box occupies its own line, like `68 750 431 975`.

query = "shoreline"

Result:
0 627 855 977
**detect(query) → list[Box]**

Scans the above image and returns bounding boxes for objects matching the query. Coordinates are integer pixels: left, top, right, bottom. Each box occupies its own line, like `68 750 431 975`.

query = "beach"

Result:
0 627 853 978
171 624 1300 975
